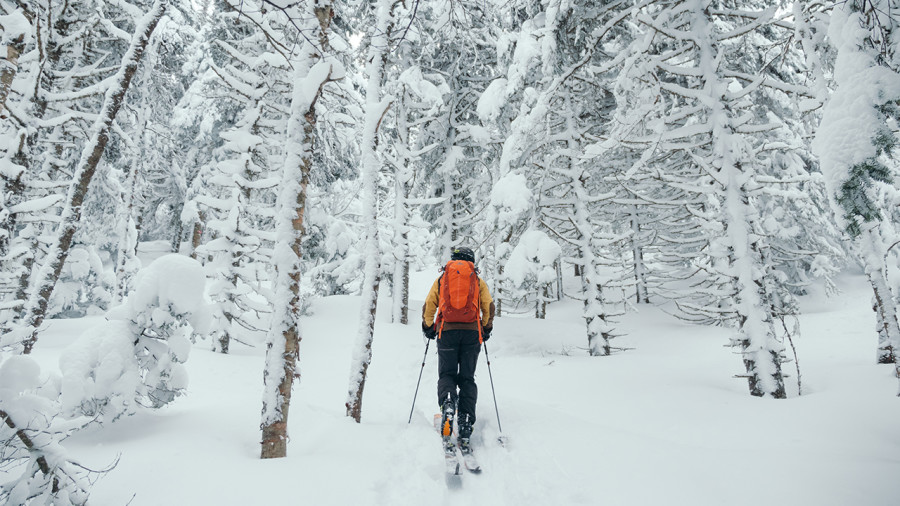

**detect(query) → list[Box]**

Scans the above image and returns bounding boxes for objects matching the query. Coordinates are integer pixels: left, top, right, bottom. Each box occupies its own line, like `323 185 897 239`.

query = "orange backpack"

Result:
437 260 481 325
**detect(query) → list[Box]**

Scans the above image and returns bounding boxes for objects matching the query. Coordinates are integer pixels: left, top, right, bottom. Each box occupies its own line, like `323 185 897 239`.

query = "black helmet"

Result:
450 246 475 263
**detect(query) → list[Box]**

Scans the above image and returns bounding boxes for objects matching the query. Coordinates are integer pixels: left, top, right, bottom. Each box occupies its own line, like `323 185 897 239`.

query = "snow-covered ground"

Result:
19 267 900 505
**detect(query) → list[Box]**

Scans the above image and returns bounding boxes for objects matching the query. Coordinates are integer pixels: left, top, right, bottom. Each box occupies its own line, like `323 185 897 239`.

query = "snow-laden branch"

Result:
17 0 169 354
41 74 118 102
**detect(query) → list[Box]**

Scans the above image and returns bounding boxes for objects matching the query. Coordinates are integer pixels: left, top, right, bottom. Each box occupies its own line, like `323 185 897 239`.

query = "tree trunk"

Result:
0 33 26 117
536 284 548 319
860 228 900 367
725 174 786 399
630 209 649 304
114 161 141 303
391 88 411 325
260 0 334 459
18 0 168 354
346 0 393 423
567 137 612 356
189 210 206 260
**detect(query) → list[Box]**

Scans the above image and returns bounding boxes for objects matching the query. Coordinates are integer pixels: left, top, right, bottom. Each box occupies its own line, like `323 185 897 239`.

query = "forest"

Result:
2 0 900 503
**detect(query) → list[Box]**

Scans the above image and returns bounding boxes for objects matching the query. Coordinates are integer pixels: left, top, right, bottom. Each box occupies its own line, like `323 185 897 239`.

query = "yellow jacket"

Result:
422 275 495 330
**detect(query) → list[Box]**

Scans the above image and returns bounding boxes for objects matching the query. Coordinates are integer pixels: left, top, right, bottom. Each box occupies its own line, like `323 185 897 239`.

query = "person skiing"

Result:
421 246 494 455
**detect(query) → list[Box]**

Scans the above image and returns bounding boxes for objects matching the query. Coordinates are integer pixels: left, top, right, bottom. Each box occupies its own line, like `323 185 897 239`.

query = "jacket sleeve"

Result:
479 279 495 328
422 278 441 327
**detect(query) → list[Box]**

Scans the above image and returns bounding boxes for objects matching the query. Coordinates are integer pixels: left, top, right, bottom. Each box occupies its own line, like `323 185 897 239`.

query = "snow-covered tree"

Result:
504 230 561 319
607 0 823 396
415 0 500 260
0 355 97 504
812 0 900 370
481 1 629 354
60 254 210 420
47 245 115 318
261 0 340 458
4 0 169 355
345 0 396 424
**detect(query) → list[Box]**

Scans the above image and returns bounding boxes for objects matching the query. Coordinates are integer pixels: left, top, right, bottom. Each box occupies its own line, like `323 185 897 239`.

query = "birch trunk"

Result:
260 0 334 459
18 0 168 354
346 0 393 423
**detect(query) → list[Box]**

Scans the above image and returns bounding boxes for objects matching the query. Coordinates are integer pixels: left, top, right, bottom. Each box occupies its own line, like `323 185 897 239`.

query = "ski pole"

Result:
483 343 503 434
408 339 431 424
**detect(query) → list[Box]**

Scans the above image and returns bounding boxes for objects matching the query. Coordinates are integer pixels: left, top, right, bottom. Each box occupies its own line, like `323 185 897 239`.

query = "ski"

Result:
435 414 463 485
444 439 462 476
459 447 481 474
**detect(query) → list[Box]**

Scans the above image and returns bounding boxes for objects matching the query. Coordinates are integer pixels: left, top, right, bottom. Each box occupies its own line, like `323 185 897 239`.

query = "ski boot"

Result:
441 394 456 452
457 413 474 455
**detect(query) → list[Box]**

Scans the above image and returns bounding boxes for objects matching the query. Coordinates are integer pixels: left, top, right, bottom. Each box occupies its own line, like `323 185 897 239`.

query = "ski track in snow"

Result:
9 269 900 505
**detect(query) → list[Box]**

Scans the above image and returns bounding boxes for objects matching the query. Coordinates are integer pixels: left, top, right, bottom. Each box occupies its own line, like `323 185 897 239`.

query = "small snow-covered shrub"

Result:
504 230 562 317
48 245 115 318
0 355 94 505
59 320 140 422
59 254 211 420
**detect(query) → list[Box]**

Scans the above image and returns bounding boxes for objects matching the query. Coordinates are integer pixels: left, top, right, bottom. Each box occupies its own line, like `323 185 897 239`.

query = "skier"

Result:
421 246 495 455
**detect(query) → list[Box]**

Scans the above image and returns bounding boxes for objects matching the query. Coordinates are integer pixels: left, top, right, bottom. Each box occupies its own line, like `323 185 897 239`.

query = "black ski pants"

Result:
437 329 481 423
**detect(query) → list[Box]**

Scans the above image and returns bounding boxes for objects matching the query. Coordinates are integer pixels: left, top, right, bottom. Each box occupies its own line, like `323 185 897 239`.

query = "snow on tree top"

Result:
125 254 211 332
0 10 33 45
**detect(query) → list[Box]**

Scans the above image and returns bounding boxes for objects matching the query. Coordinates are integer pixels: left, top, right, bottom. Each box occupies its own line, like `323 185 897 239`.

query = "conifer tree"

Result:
812 0 900 370
608 0 818 396
8 0 170 354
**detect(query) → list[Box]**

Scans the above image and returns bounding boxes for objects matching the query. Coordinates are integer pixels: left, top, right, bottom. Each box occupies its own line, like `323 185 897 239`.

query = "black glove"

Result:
482 326 492 341
422 322 437 340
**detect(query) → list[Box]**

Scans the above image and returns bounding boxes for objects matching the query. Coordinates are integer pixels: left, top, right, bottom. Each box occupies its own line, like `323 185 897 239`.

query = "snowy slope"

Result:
17 268 900 506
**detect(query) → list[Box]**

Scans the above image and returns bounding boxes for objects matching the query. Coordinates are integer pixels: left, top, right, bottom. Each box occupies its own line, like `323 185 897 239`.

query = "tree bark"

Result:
346 0 393 423
391 88 411 325
19 0 168 354
0 33 26 117
260 0 334 458
189 210 206 260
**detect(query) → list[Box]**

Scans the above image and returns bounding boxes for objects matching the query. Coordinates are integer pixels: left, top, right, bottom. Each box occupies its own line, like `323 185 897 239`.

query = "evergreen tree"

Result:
608 0 820 396
811 0 900 371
